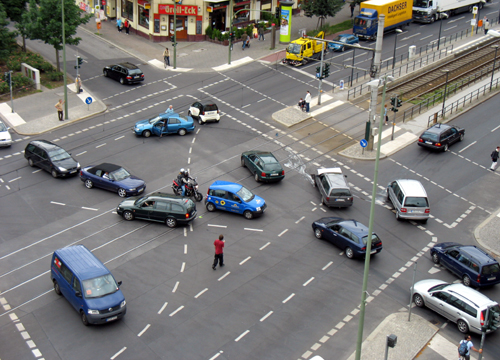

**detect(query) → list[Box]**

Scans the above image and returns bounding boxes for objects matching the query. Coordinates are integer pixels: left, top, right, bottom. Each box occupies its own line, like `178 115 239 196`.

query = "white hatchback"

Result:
188 101 220 124
0 120 12 147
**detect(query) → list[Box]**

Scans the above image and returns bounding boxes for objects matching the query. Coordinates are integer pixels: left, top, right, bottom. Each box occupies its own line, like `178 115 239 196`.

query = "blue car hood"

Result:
116 176 145 189
247 195 265 208
86 289 125 310
135 119 151 128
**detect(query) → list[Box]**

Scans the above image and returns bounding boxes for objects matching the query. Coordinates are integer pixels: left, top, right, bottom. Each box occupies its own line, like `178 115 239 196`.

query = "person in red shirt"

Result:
213 234 225 270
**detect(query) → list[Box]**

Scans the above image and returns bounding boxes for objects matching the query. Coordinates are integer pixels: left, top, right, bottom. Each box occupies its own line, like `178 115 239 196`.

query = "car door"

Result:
134 199 155 220
446 295 469 324
336 226 353 250
449 127 459 144
110 66 120 80
246 154 258 174
149 201 170 222
211 190 229 211
168 117 181 133
316 175 329 202
191 102 201 117
440 249 460 276
225 192 244 214
151 120 164 136
36 148 51 171
70 275 85 312
427 291 452 319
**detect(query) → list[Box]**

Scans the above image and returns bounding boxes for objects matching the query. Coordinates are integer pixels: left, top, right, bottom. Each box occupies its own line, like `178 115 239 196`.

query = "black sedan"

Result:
312 217 382 259
80 163 146 197
116 192 197 228
241 150 285 182
417 124 464 152
103 62 144 85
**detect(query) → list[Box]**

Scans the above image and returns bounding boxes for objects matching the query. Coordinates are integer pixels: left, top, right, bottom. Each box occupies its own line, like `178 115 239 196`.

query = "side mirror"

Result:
75 291 82 298
117 281 122 286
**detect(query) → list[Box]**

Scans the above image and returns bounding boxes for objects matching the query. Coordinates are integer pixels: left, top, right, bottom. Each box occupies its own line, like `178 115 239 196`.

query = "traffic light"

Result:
390 97 396 107
316 66 321 79
397 98 402 107
391 107 398 112
322 63 330 79
275 6 280 20
77 56 83 66
488 307 500 331
230 32 235 42
171 37 177 47
4 72 11 83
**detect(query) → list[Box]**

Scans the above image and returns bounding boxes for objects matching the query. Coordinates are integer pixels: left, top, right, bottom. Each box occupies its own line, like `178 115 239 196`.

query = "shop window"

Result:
121 0 133 21
139 5 149 28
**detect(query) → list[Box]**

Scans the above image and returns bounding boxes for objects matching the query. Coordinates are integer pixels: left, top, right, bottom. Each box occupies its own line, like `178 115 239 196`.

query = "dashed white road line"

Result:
195 288 208 298
234 330 250 342
158 302 168 314
218 271 230 281
282 293 295 303
295 216 305 224
303 277 315 287
244 228 263 232
278 229 288 237
51 201 65 206
239 256 251 265
208 224 227 228
169 305 184 317
260 311 273 322
259 242 270 250
137 324 150 337
172 281 179 293
110 347 127 360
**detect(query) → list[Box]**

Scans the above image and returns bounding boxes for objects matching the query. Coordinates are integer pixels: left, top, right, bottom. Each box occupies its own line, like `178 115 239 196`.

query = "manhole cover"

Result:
193 48 207 52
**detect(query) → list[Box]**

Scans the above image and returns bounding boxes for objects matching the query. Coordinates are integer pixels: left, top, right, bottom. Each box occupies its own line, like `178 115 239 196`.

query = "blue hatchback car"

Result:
431 242 500 287
205 180 267 219
312 217 382 259
80 163 146 198
133 113 195 138
328 34 359 52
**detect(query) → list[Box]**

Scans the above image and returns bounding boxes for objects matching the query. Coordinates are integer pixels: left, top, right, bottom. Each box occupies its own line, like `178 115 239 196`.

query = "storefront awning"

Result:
203 0 227 3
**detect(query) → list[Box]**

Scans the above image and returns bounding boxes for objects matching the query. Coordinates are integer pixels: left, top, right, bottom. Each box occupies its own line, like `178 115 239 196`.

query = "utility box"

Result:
409 45 416 60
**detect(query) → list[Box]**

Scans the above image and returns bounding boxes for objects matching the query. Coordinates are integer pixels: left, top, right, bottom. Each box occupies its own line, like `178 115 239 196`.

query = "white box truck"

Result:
413 0 489 23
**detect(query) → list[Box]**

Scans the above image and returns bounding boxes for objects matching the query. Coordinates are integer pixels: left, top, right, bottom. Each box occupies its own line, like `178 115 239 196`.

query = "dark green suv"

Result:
116 192 197 228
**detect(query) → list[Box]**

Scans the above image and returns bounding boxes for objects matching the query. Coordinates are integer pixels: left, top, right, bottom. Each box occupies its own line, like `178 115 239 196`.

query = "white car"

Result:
188 101 220 124
0 120 12 147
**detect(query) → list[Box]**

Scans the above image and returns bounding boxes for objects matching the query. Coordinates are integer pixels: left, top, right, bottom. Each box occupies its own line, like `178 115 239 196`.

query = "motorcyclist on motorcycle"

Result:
177 168 190 196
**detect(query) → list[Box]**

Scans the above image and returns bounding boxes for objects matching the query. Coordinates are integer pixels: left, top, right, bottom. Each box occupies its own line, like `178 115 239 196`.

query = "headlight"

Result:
256 207 261 211
194 185 199 190
77 162 80 168
117 207 122 211
58 167 67 172
129 188 136 191
88 309 99 315
120 300 127 308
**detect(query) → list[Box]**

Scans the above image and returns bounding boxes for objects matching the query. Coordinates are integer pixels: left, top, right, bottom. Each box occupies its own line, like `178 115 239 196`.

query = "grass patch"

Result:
306 20 354 37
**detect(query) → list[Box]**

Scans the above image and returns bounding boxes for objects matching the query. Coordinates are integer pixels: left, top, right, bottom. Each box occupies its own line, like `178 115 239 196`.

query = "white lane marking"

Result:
260 311 273 322
459 141 476 153
169 306 184 317
184 244 187 254
196 128 201 134
172 281 179 293
188 157 191 164
444 25 457 31
259 242 270 250
244 228 263 232
82 207 98 211
180 262 185 272
295 216 305 224
115 136 125 140
76 151 87 156
239 256 251 265
242 104 251 108
110 347 127 359
137 324 150 337
278 229 288 237
257 98 266 102
492 124 500 132
401 32 420 40
192 138 196 144
218 272 230 281
50 201 65 206
303 277 315 287
208 224 227 228
158 302 168 314
8 177 21 183
235 330 250 342
322 261 333 270
283 293 295 303
195 288 208 298
184 228 187 237
209 352 222 360
420 34 432 40
96 143 106 148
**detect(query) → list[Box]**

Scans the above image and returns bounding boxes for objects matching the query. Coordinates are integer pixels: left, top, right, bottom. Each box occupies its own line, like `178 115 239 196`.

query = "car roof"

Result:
460 246 497 265
424 124 452 134
93 163 122 172
118 62 140 69
54 245 109 280
394 179 427 197
316 217 372 236
28 139 61 151
317 167 343 175
445 283 498 307
210 180 243 192
147 192 191 203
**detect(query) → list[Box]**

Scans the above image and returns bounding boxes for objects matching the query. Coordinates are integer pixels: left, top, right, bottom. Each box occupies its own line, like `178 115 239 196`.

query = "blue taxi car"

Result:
205 180 266 219
328 34 359 52
133 113 195 138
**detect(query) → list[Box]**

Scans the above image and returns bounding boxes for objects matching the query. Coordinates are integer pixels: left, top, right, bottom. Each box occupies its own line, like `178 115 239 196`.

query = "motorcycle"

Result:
172 177 203 202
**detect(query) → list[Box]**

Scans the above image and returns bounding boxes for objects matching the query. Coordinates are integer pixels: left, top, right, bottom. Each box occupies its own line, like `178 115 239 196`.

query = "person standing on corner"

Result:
55 99 65 121
163 47 170 67
305 91 311 113
258 26 265 41
212 234 225 270
458 334 481 360
490 146 499 171
484 18 490 35
117 18 123 33
124 19 130 35
350 2 356 17
384 104 388 125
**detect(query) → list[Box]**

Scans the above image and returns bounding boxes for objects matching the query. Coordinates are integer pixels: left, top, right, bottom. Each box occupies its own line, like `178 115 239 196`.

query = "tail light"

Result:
425 209 430 213
141 74 144 78
185 213 189 219
480 311 485 326
261 172 266 177
418 138 423 143
126 76 132 80
361 246 366 251
326 197 330 202
281 170 285 175
477 274 481 284
217 110 220 113
401 208 407 213
201 111 205 115
80 171 83 176
436 142 442 147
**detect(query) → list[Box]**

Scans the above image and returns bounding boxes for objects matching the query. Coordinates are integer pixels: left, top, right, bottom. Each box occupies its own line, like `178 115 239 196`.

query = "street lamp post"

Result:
441 69 450 117
392 29 403 73
62 0 68 119
172 0 177 69
437 13 448 51
490 45 499 91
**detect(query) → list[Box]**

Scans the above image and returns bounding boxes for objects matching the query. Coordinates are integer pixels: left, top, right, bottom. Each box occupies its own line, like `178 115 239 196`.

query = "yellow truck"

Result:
282 31 326 66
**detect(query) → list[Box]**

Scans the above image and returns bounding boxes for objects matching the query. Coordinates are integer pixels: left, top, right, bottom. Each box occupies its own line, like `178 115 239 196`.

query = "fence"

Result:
0 83 37 102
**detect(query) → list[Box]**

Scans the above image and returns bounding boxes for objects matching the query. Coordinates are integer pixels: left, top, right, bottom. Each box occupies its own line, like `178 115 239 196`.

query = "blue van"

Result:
50 245 127 326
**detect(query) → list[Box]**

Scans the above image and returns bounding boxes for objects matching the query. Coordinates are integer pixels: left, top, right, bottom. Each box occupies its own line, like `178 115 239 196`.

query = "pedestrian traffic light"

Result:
397 98 403 107
77 56 83 66
391 107 398 112
230 32 235 42
275 6 280 20
4 72 11 83
322 63 330 79
390 97 396 106
171 36 177 46
488 307 500 331
316 66 321 79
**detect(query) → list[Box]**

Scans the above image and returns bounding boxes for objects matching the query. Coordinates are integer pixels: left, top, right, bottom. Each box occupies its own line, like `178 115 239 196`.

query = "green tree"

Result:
0 3 17 61
0 0 27 22
15 0 37 52
26 0 92 71
302 0 345 29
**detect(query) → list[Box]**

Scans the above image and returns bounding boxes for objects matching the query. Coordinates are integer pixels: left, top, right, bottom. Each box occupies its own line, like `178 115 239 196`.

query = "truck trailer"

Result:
413 0 488 23
354 0 414 40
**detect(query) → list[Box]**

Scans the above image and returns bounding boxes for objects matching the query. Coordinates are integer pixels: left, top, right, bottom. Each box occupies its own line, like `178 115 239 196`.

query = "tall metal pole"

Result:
477 308 489 360
391 94 397 140
173 0 177 69
355 74 390 360
62 0 68 120
437 16 443 50
350 47 356 87
490 45 499 91
318 45 324 105
441 69 450 117
392 29 402 72
367 14 385 151
228 0 233 65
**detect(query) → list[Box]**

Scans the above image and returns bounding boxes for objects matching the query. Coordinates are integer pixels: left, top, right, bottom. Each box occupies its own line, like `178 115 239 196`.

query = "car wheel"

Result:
28 158 34 167
443 143 449 152
254 173 260 182
341 46 345 52
413 293 425 307
142 130 151 138
430 15 435 23
345 247 354 259
51 169 58 178
103 70 108 77
188 111 192 117
241 158 246 167
120 77 125 85
123 210 134 221
396 212 402 221
178 128 187 136
462 275 472 287
206 202 216 212
199 118 205 125
244 210 253 220
457 319 469 334
421 219 428 224
53 280 62 295
459 133 464 141
81 311 90 326
314 228 322 239
165 217 177 228
194 192 203 202
84 179 93 189
118 188 127 198
432 253 440 264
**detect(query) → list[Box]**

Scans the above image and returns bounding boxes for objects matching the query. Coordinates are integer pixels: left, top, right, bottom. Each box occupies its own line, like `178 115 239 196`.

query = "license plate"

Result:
370 250 377 254
271 173 278 176
409 210 422 213
70 170 76 174
106 316 117 322
425 141 432 144
206 111 216 115
134 76 139 79
488 277 496 281
336 199 345 202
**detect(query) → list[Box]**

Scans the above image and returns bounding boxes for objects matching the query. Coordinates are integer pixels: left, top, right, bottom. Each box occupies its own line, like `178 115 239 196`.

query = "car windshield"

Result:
204 104 218 111
482 263 500 275
428 283 450 292
420 132 439 142
148 115 163 124
134 196 147 205
330 189 351 197
414 0 430 7
263 163 282 171
404 197 429 207
0 122 7 131
237 186 255 202
334 36 347 43
186 199 195 213
362 233 381 245
48 148 71 161
128 69 142 75
110 167 131 181
287 43 302 54
82 274 119 299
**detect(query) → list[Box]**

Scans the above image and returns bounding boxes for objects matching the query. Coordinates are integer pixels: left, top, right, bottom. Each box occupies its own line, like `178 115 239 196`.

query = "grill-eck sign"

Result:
158 4 198 16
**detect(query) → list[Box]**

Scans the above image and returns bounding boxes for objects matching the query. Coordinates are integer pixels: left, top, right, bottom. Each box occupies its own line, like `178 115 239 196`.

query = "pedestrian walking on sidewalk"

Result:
163 47 170 67
124 19 130 35
490 146 500 171
212 234 225 270
350 2 356 17
457 335 481 360
55 99 65 121
484 19 490 35
75 75 81 94
117 18 123 33
258 26 265 41
384 104 388 125
305 91 311 112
